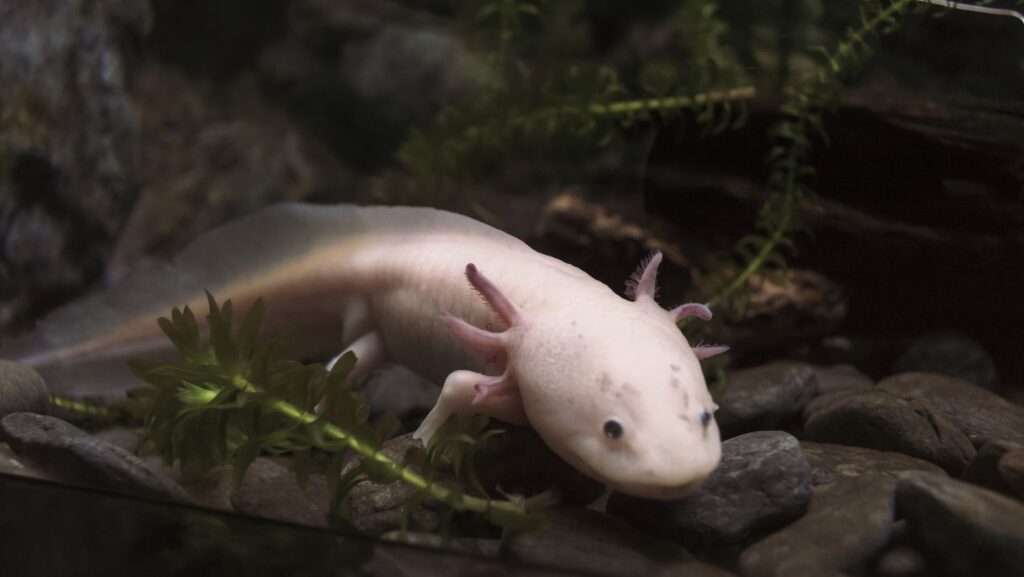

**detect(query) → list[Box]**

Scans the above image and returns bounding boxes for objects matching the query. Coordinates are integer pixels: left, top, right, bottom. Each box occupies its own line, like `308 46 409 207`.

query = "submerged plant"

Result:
377 0 755 205
128 294 549 531
689 0 977 321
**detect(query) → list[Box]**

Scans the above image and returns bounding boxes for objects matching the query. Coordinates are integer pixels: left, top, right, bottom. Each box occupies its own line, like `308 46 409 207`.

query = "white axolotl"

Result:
2 203 726 499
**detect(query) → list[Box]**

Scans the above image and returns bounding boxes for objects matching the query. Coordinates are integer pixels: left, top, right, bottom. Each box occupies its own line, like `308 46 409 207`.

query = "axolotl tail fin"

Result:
0 203 367 401
0 202 522 401
0 258 214 401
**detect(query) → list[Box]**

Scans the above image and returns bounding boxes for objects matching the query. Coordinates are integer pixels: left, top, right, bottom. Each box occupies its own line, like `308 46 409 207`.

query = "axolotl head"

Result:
446 253 725 500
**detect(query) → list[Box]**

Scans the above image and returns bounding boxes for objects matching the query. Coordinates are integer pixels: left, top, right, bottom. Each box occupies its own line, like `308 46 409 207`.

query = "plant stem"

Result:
587 86 756 116
50 393 122 420
690 0 912 322
705 191 794 312
226 375 528 521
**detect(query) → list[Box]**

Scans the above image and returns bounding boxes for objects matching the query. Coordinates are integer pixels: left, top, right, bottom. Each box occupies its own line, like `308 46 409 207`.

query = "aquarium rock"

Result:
342 433 439 536
91 426 144 455
997 449 1024 500
361 364 440 422
0 412 189 502
607 431 812 544
738 475 897 577
503 506 736 577
961 439 1024 498
803 389 976 475
0 0 148 327
898 471 1024 577
810 363 874 395
231 457 331 529
0 360 49 429
800 442 945 487
877 372 1024 447
713 361 820 438
893 331 998 389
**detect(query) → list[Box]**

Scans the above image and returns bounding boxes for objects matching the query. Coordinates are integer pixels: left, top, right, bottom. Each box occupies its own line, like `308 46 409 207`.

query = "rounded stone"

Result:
91 427 144 454
898 471 1024 577
893 331 997 389
361 364 439 421
878 372 1024 447
713 361 819 438
997 449 1024 500
812 363 874 395
503 507 737 577
607 431 812 544
1 412 189 501
0 361 50 431
342 434 439 536
231 458 330 528
802 388 866 423
800 442 945 487
803 389 976 475
738 476 897 577
382 531 500 558
961 440 1024 497
874 546 927 577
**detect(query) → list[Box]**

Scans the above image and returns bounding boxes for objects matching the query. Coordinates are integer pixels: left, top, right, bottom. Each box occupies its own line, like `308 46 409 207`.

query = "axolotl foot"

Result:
412 369 527 444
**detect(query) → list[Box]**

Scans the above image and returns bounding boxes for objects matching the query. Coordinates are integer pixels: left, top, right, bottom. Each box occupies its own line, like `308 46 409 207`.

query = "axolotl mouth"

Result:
561 432 721 500
572 460 717 500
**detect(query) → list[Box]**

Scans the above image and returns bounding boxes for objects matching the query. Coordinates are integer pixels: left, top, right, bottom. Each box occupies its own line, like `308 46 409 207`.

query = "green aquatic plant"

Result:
377 0 755 205
128 294 549 531
690 0 1024 321
48 394 129 427
690 0 920 321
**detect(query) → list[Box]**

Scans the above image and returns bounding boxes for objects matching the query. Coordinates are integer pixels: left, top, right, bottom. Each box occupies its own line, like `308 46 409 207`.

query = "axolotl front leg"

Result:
320 280 526 439
413 370 528 442
413 264 528 443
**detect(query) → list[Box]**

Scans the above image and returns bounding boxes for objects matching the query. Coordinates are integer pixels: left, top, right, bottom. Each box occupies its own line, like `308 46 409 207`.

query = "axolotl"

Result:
2 203 726 499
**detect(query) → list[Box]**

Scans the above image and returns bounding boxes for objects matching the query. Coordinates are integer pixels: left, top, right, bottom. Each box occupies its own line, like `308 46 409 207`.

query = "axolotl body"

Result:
2 203 725 499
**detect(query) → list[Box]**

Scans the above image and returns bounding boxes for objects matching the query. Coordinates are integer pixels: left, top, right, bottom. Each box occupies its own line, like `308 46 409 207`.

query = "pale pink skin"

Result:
4 204 726 500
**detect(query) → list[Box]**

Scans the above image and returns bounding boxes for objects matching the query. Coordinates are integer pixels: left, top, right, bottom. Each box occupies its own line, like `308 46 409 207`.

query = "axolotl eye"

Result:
700 409 713 428
603 419 624 439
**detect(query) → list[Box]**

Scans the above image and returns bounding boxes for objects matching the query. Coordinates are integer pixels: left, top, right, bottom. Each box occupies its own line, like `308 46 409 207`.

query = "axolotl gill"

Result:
2 203 727 500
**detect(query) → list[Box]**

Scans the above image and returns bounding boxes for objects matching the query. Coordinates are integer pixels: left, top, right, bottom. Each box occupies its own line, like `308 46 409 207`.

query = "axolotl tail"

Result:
1 203 506 400
2 204 335 399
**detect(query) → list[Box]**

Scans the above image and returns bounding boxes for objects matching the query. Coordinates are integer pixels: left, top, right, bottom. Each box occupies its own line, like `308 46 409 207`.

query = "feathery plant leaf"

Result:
686 0 918 324
376 0 755 205
130 295 544 530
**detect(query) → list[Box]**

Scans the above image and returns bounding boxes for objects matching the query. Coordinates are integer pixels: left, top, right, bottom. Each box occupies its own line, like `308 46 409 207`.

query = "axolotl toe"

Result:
1 204 727 500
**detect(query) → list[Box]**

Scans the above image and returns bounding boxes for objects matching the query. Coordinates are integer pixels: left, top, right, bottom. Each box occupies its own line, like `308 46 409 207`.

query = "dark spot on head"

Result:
678 414 689 422
683 392 690 409
670 377 680 390
670 364 680 372
603 419 624 439
621 383 639 396
599 374 612 394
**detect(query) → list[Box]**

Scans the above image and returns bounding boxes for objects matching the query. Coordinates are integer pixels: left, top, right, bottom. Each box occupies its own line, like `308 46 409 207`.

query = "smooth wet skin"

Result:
414 252 725 499
2 204 727 499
